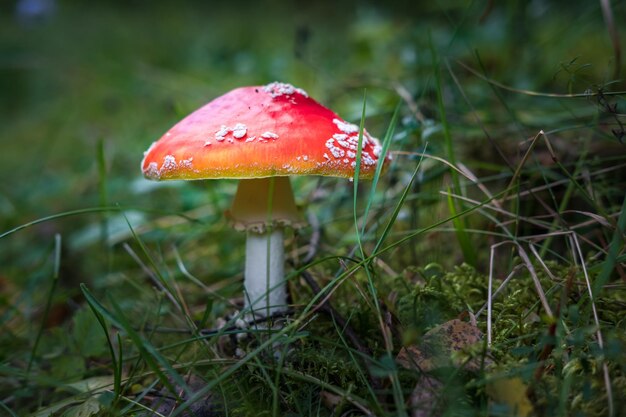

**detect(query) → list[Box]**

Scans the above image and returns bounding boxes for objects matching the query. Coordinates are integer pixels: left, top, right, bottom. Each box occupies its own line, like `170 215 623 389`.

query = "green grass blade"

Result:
353 89 367 261
82 283 121 397
121 211 185 314
430 36 477 266
377 188 508 258
372 153 425 256
0 401 19 417
350 96 408 414
26 234 62 379
107 294 188 397
80 283 121 326
446 185 477 263
361 101 401 236
0 206 201 240
97 138 109 246
81 284 185 398
593 192 626 294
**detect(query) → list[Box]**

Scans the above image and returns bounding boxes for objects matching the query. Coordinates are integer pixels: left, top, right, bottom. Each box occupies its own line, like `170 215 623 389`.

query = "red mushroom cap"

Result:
141 82 390 180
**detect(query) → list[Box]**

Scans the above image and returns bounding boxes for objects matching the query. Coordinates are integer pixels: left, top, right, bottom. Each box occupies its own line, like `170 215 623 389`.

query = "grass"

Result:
1 0 626 416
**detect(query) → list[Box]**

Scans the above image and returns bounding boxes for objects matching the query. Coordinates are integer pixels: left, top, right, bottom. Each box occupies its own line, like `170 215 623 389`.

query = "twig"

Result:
141 310 295 337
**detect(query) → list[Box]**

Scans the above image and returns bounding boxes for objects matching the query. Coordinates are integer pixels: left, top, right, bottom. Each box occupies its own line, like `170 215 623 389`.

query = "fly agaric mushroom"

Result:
141 82 389 318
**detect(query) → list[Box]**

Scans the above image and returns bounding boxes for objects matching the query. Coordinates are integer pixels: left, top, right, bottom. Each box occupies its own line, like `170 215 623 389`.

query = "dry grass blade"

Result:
392 81 425 123
457 162 501 209
517 245 554 318
123 243 183 314
499 130 546 205
476 264 524 319
446 59 515 172
528 243 559 282
455 59 626 98
501 163 626 202
392 151 476 184
444 190 619 258
570 232 614 417
442 192 553 231
172 246 237 307
484 239 558 346
487 241 512 346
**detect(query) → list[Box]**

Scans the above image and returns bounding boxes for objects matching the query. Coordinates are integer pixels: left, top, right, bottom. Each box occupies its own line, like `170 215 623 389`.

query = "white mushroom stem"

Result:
244 228 285 317
229 177 302 318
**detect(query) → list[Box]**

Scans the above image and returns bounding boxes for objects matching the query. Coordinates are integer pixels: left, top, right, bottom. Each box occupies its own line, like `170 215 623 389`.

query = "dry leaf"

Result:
397 319 488 372
320 390 343 409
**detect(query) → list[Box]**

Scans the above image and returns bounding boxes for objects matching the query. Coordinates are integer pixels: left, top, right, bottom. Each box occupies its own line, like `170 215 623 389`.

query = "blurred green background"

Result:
1 0 623 260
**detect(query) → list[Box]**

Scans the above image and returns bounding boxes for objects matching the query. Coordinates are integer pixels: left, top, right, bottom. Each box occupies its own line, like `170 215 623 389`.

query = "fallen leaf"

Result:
320 390 343 409
62 397 101 417
72 307 108 357
65 375 114 394
398 319 492 416
397 319 488 372
422 318 482 354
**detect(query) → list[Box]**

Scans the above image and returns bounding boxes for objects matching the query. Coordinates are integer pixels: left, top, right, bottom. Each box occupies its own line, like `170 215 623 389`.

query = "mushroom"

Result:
141 82 390 318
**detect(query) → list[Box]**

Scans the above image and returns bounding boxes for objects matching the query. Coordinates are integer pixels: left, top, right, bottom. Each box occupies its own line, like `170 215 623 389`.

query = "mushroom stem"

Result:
244 228 286 317
229 177 302 317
